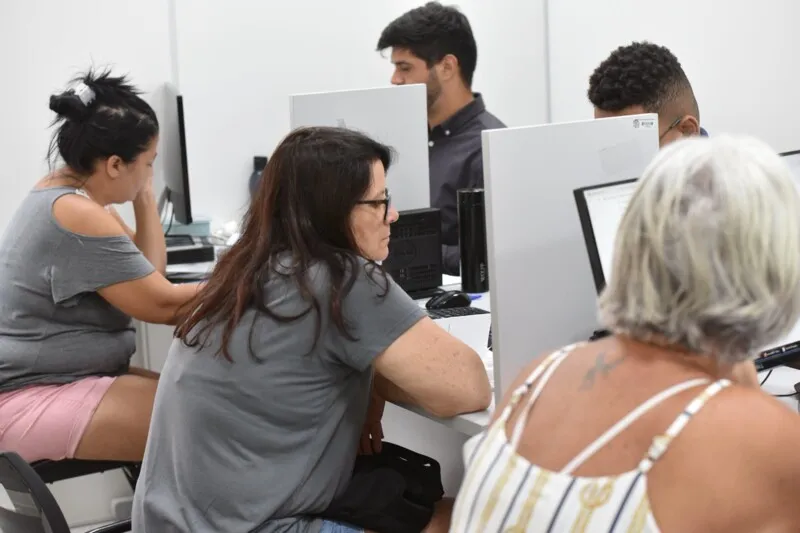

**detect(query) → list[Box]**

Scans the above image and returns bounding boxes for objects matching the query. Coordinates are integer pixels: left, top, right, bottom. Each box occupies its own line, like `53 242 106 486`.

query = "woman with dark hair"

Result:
0 70 200 463
132 126 491 533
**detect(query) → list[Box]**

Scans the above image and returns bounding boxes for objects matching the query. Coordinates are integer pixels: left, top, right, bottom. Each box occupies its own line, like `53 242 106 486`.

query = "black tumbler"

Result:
458 188 489 293
249 156 268 198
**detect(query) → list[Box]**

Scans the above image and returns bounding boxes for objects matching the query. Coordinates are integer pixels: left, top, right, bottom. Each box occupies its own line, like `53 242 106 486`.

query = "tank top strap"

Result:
638 378 731 472
560 377 711 475
498 343 583 448
499 343 582 417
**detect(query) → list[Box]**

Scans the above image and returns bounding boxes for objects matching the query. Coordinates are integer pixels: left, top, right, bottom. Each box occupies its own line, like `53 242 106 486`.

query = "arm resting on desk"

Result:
373 317 492 418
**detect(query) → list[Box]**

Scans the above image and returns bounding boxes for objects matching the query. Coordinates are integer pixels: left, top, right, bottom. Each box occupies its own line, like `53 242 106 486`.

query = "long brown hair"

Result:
175 127 393 361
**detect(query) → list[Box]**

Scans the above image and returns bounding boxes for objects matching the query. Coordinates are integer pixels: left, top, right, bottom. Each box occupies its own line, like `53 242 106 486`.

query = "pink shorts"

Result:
0 376 117 462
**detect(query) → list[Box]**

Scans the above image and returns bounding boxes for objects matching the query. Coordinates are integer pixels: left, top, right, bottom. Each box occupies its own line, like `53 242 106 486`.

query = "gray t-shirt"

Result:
0 187 155 392
132 258 425 533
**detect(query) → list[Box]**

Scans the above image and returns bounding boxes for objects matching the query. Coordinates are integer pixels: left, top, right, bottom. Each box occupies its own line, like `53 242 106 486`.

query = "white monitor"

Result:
574 178 638 293
289 84 430 212
482 114 659 399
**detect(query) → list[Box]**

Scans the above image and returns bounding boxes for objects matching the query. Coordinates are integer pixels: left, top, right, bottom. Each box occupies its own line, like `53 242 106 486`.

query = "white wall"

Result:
548 0 800 152
0 0 176 231
174 0 549 226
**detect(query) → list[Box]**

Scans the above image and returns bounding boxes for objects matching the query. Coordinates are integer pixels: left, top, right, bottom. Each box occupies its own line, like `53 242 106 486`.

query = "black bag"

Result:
318 442 444 533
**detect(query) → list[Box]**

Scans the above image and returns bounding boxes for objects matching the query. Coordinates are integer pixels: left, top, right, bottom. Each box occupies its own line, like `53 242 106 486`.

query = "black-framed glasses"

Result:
660 116 683 141
356 188 391 221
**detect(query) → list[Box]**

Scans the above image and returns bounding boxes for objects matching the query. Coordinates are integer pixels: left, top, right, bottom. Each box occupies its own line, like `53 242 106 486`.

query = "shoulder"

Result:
344 258 395 298
302 256 384 287
479 110 506 130
651 385 800 527
691 385 800 462
491 345 571 423
51 192 127 238
288 257 395 306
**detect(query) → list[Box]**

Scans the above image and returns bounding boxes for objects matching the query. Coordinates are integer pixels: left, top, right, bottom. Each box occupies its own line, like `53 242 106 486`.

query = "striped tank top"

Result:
450 343 730 532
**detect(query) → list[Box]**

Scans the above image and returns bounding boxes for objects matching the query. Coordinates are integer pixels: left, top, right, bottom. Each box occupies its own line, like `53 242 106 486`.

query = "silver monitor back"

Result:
289 84 430 212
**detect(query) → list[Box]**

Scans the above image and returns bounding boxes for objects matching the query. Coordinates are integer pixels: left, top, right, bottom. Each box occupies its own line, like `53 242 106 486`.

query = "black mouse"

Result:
426 290 471 310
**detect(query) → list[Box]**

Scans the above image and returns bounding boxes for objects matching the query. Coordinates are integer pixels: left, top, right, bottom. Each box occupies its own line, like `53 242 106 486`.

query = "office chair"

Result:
32 459 140 490
0 451 131 533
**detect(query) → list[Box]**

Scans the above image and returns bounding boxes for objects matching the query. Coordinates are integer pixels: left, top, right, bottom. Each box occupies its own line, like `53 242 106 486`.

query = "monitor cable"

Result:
758 368 799 399
158 189 174 237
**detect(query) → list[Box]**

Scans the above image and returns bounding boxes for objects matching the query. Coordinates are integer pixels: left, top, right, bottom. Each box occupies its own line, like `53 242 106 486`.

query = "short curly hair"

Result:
588 42 698 118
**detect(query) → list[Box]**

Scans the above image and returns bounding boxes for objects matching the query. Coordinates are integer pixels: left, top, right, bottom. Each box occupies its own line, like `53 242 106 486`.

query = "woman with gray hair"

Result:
450 135 800 532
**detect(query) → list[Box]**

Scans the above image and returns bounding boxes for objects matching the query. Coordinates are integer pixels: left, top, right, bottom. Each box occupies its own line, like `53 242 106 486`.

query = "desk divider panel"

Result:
481 114 659 401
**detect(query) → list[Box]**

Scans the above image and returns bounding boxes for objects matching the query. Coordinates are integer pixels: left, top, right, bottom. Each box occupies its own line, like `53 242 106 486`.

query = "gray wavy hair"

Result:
599 135 800 364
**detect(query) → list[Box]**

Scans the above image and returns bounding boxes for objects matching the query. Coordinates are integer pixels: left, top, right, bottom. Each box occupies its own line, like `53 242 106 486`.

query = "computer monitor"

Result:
574 178 638 293
159 84 193 225
576 151 800 296
289 84 430 212
574 172 800 370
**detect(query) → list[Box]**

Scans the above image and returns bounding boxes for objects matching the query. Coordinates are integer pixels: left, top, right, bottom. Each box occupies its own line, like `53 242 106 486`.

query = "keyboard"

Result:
166 271 211 283
426 307 490 320
166 235 213 247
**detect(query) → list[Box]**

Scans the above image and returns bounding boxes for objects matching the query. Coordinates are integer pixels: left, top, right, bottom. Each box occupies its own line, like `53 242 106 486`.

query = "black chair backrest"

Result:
0 452 69 533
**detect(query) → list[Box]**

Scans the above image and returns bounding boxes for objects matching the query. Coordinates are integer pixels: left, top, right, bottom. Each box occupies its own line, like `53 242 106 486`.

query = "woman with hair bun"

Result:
0 69 200 463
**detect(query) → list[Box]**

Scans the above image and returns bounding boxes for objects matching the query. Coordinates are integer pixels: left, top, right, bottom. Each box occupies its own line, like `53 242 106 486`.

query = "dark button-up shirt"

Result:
429 94 505 274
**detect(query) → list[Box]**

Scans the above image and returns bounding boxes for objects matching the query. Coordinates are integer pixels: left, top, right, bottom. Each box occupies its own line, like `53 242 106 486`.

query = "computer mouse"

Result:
426 290 472 310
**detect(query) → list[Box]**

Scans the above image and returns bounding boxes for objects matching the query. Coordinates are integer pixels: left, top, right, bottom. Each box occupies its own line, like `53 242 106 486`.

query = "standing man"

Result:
377 2 505 275
588 41 707 146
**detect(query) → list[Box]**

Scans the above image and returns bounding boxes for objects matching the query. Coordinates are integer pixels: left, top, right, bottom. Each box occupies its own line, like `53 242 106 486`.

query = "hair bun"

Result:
49 90 91 122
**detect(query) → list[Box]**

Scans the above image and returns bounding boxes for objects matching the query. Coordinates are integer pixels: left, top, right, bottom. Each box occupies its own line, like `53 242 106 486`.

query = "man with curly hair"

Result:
588 42 707 146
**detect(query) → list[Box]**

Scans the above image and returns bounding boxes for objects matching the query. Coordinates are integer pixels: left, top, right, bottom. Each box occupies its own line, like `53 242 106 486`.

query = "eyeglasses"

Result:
356 188 391 222
660 117 683 141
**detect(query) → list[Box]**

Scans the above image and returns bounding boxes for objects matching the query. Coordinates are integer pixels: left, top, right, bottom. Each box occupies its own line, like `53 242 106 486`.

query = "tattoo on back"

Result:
581 352 625 390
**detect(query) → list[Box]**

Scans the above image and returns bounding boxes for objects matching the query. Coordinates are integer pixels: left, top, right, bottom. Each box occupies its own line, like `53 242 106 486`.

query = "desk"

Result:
398 274 493 435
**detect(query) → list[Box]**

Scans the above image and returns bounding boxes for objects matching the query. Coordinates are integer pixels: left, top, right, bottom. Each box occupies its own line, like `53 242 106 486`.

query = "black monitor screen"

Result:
163 94 192 225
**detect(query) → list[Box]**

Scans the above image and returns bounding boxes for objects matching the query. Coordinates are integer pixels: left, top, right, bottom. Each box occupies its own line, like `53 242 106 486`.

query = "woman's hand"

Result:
135 172 156 204
359 387 385 455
